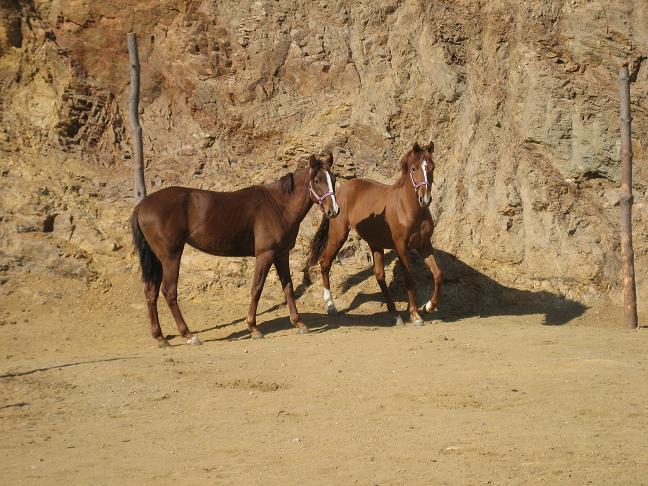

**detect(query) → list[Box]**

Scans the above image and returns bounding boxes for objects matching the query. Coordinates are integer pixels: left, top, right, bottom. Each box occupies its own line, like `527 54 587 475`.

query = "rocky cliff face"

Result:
1 0 647 308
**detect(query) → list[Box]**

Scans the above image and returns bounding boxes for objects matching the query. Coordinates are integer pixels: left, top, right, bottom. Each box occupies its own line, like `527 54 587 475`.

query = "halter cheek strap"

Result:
309 181 334 206
409 172 429 190
410 159 430 190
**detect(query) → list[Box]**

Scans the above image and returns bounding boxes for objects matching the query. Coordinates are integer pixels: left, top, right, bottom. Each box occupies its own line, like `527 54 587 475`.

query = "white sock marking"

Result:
323 288 334 305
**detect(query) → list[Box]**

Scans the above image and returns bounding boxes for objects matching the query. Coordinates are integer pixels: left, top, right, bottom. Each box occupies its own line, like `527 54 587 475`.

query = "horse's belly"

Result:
354 222 395 249
187 231 255 257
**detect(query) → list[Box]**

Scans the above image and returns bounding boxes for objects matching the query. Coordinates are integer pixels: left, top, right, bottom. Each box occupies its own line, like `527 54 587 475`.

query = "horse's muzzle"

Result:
418 195 431 208
326 206 340 219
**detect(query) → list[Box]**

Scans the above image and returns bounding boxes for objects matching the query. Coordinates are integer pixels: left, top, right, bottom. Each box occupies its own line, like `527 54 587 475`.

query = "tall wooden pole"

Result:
618 63 638 329
127 33 147 202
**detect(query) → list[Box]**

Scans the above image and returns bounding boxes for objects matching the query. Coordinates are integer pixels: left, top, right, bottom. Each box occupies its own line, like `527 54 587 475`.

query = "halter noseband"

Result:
409 172 429 190
309 180 335 206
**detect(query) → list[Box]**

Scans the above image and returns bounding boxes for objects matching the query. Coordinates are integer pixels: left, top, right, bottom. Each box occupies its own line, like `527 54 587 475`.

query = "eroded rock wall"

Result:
1 0 647 306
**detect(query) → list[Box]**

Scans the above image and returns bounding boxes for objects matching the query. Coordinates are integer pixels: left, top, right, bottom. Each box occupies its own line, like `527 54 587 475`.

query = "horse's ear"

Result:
413 142 421 152
427 141 435 153
308 154 318 168
325 152 333 167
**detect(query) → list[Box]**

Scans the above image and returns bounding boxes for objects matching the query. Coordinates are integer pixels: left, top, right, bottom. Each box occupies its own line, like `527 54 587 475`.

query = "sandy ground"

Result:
1 271 648 485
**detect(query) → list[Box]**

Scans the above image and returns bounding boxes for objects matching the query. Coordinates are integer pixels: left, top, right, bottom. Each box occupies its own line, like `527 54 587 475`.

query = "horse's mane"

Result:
279 172 295 194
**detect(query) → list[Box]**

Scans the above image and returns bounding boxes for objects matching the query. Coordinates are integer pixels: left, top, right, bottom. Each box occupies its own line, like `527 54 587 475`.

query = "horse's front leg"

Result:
274 252 309 334
418 244 443 315
395 244 424 326
370 245 403 326
246 251 275 339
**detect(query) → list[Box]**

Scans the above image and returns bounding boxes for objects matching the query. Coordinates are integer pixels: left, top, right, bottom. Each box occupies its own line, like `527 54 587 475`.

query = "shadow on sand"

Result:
339 249 587 326
199 310 398 343
191 249 587 342
0 356 142 379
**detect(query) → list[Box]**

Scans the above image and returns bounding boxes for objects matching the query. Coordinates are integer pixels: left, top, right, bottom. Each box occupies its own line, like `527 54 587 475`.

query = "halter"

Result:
309 181 334 206
309 170 338 212
409 159 430 190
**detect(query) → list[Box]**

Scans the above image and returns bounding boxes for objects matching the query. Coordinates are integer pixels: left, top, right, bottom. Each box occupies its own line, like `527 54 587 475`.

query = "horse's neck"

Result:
281 169 313 223
395 173 421 216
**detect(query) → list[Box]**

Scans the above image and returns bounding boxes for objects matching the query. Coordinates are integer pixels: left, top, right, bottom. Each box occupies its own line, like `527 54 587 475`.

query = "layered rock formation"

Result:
1 0 647 308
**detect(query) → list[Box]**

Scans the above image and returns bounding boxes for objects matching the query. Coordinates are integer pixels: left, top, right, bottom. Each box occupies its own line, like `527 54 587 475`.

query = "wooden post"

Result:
618 63 638 329
127 32 147 202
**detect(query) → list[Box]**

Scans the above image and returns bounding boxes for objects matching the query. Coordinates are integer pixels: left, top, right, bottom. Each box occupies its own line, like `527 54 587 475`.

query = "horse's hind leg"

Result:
370 246 403 326
319 224 349 315
160 252 202 346
246 251 274 339
274 253 309 334
418 244 443 317
395 243 424 326
144 276 168 347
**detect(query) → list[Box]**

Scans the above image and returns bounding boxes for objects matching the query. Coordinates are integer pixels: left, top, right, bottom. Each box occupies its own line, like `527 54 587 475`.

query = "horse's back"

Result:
134 186 260 257
338 178 391 211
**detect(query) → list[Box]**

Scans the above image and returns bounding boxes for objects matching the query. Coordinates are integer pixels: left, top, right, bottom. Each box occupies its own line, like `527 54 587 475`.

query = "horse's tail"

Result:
303 216 330 274
131 208 162 285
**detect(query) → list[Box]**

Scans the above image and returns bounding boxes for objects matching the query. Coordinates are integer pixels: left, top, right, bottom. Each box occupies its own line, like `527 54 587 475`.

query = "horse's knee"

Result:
162 286 177 304
250 283 264 298
320 260 331 275
144 282 159 304
145 289 158 305
373 268 385 281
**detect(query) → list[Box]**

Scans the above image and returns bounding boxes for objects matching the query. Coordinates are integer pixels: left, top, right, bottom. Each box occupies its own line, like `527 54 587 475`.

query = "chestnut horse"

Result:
131 153 339 346
304 142 442 325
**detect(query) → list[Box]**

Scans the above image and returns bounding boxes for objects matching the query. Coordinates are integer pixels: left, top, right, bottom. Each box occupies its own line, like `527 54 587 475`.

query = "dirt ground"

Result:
1 271 647 485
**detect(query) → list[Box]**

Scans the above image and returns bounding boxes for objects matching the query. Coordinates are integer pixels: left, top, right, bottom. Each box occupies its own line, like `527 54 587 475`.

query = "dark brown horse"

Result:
131 153 339 346
304 142 442 325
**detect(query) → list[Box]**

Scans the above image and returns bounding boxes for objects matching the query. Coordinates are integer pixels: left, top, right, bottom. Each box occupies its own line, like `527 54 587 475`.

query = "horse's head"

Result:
402 141 435 208
308 152 339 219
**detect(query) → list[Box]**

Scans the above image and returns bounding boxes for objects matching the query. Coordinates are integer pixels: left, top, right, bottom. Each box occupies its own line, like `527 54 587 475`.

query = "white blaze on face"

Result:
422 159 429 185
325 171 339 213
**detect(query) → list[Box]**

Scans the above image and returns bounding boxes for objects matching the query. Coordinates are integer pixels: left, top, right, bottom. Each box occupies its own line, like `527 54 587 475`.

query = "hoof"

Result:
297 326 310 334
158 340 171 348
424 300 436 313
326 305 338 316
413 319 425 326
251 332 265 340
187 336 203 346
394 315 405 326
